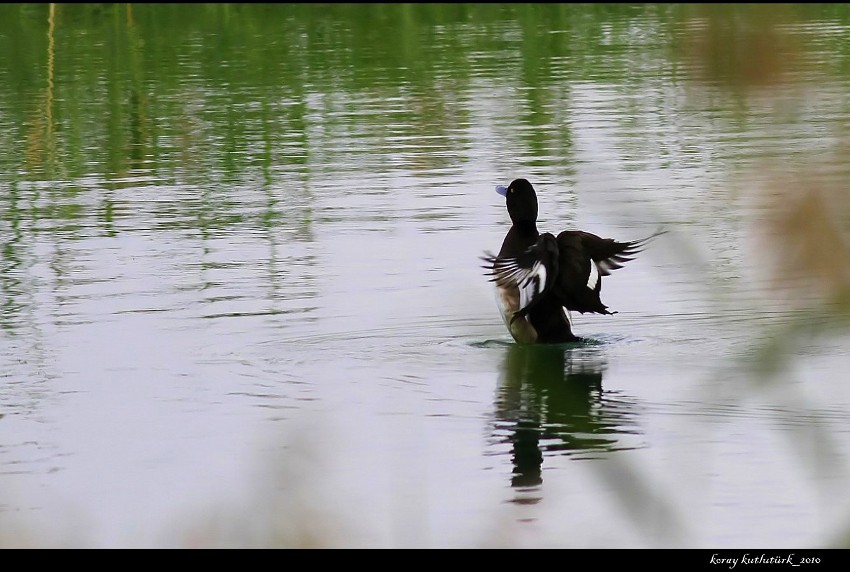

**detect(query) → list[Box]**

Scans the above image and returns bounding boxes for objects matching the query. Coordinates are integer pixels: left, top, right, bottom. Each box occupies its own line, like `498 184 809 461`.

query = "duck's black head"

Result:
496 178 538 226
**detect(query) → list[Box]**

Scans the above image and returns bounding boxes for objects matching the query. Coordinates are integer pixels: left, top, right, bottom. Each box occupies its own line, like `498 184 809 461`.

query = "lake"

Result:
1 3 849 548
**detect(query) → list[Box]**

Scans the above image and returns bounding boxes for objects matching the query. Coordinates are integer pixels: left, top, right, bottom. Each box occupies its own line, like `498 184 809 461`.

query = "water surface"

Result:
1 4 850 548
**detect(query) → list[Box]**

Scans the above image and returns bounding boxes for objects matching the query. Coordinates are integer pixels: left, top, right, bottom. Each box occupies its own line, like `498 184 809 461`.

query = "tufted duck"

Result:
482 178 662 343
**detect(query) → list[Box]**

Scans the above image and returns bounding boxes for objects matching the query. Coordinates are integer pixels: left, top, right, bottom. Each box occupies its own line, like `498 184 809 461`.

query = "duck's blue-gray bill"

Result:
495 185 508 197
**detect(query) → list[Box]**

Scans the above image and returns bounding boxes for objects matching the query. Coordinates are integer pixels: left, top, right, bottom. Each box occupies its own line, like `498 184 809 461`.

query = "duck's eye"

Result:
509 187 514 193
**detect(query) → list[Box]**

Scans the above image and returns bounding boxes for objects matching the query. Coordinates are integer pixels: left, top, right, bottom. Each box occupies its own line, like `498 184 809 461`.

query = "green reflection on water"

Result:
0 3 689 182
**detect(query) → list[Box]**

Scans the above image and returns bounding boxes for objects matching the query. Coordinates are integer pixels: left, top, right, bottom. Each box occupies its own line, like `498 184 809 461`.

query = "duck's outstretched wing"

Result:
483 228 665 319
481 233 559 323
574 228 666 281
554 228 665 314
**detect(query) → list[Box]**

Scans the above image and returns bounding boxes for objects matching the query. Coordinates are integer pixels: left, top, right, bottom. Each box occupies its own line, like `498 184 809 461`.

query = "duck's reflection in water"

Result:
491 342 642 493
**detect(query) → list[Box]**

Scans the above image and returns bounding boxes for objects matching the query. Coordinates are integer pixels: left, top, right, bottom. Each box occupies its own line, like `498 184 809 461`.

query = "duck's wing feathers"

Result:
483 228 664 319
481 233 560 323
547 232 613 314
555 228 665 314
574 229 664 278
